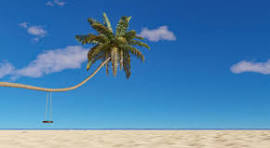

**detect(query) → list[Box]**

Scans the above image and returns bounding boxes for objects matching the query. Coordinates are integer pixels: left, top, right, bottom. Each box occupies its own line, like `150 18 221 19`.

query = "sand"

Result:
0 130 270 148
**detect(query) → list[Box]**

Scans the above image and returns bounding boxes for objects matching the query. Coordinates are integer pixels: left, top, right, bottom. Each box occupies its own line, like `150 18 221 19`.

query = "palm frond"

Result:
135 36 144 40
121 45 144 62
103 12 113 32
92 23 113 38
88 18 103 26
86 60 93 71
76 34 107 45
129 40 150 50
124 30 145 41
88 18 113 38
116 16 131 37
124 30 136 41
87 45 98 60
88 43 110 61
86 51 106 71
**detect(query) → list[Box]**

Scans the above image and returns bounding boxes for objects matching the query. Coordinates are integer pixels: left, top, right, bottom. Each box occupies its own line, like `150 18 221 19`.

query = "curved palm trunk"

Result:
0 58 111 92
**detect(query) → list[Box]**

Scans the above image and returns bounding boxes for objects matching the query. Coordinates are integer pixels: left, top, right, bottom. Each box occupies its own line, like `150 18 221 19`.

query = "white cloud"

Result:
19 22 47 42
15 46 88 78
0 62 15 78
0 46 88 80
231 60 270 74
46 0 65 7
27 26 47 37
139 26 176 42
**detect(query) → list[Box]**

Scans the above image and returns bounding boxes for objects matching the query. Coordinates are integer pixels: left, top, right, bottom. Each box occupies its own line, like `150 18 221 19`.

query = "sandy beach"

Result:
0 130 269 148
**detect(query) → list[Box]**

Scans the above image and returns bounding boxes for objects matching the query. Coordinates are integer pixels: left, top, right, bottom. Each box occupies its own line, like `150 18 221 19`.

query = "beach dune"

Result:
0 130 270 148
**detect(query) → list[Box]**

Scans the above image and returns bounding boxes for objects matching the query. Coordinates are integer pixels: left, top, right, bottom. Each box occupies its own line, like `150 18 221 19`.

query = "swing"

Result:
42 92 54 124
0 58 111 123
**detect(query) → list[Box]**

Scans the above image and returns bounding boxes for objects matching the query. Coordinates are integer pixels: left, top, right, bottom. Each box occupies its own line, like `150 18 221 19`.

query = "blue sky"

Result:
1 0 270 128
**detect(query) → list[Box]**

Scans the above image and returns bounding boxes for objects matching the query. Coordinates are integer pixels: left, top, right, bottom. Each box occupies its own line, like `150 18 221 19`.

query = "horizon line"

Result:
1 128 270 130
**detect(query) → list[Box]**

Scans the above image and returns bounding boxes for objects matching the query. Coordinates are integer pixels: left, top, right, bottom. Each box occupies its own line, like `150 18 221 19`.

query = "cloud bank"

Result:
231 60 270 74
0 46 88 80
139 26 176 42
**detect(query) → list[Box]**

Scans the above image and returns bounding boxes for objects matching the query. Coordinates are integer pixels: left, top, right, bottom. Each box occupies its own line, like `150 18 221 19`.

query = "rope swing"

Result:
0 58 110 124
42 92 53 124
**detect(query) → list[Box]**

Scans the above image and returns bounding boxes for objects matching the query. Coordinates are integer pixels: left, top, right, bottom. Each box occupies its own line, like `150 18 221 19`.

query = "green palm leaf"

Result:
129 40 150 50
103 12 113 32
116 16 131 37
121 44 144 62
135 36 144 40
76 34 107 45
88 18 113 38
88 43 110 60
87 51 106 71
124 30 136 41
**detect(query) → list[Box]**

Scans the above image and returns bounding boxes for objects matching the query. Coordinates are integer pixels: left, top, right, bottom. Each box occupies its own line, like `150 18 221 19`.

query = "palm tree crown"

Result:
76 13 150 79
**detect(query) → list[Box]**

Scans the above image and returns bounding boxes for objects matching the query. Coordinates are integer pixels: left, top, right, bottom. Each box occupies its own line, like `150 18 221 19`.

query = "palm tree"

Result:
0 13 150 92
76 12 150 78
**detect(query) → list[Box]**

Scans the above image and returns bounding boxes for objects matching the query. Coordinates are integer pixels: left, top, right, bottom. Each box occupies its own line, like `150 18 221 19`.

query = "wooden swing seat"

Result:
42 121 54 123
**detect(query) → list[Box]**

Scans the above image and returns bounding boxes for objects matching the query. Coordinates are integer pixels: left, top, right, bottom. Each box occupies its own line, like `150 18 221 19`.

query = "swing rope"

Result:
0 57 111 124
44 93 49 121
49 92 53 121
43 92 53 123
